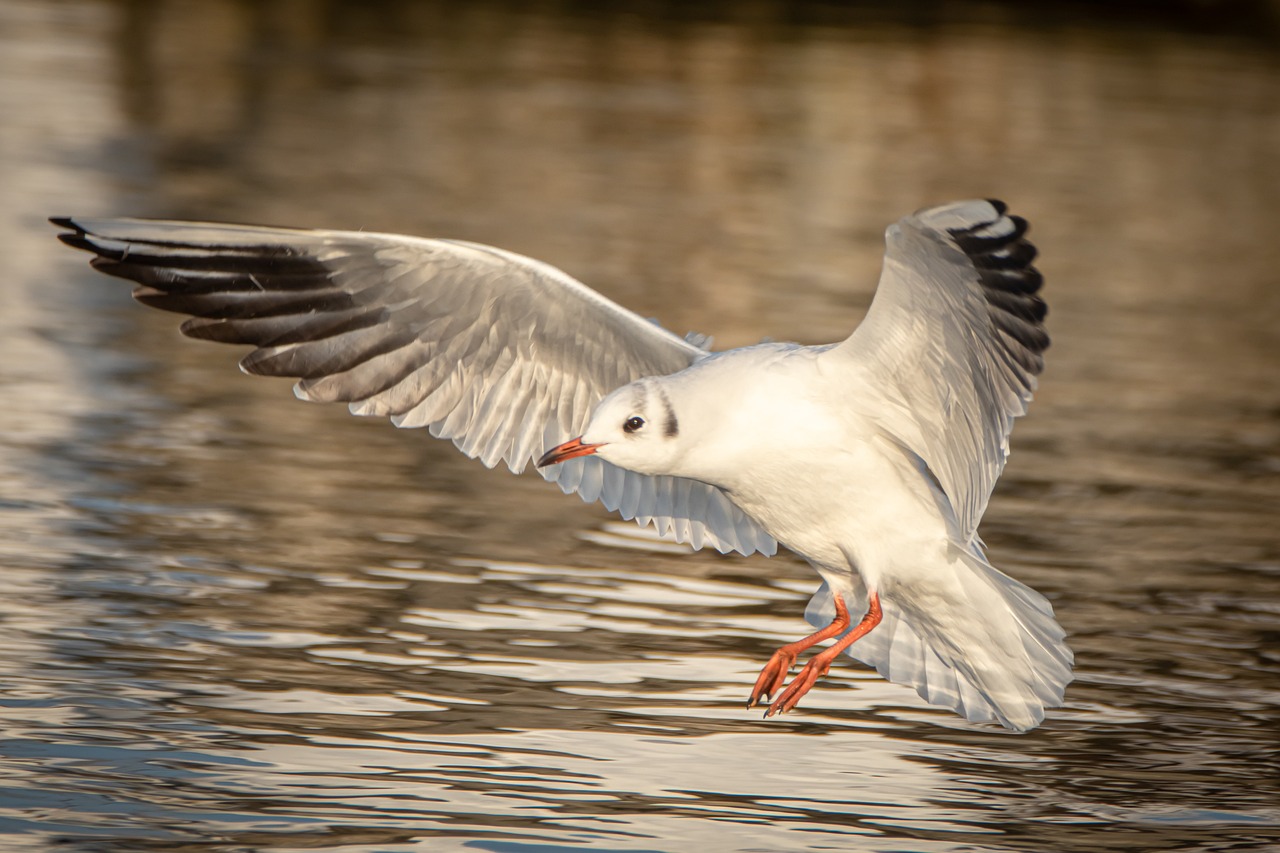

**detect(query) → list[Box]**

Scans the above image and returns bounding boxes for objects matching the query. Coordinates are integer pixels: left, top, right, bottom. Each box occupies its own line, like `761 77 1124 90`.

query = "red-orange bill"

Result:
536 437 602 468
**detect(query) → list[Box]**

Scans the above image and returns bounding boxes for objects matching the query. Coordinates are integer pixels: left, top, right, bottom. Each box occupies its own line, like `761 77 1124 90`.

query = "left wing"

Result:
53 217 777 556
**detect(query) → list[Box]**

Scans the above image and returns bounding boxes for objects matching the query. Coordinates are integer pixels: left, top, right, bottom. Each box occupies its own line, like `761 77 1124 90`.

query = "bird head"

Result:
537 379 684 477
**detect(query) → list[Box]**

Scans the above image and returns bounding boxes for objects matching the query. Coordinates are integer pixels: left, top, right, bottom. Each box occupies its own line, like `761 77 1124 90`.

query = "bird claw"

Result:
747 593 866 717
763 657 831 718
747 648 796 709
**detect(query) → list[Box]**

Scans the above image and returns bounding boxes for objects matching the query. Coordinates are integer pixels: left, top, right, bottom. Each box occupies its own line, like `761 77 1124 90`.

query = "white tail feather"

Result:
805 547 1072 731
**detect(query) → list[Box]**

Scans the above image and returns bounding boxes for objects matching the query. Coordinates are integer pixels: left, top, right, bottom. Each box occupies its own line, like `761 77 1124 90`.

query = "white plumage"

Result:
54 199 1072 731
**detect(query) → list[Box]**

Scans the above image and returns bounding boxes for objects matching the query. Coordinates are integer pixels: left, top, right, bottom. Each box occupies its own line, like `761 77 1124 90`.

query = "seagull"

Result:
53 199 1072 731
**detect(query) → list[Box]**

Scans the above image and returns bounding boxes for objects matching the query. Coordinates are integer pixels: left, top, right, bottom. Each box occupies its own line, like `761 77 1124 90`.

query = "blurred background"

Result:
1 1 1278 851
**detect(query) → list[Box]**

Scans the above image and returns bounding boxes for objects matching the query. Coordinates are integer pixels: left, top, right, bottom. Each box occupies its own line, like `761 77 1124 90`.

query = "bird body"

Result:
54 199 1072 731
629 343 946 582
556 334 1069 732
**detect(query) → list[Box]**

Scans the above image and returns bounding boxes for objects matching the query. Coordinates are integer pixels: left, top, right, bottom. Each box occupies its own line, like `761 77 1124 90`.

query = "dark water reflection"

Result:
2 0 1279 850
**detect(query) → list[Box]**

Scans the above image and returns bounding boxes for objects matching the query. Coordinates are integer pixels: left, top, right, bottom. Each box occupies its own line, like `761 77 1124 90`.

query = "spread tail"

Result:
805 547 1072 731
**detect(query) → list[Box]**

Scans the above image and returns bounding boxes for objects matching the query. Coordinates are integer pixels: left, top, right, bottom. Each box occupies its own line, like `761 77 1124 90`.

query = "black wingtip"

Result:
49 216 78 230
986 199 1008 215
57 232 98 253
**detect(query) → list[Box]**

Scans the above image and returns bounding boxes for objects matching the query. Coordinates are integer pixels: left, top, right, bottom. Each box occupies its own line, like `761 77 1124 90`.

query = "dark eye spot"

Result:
623 416 645 434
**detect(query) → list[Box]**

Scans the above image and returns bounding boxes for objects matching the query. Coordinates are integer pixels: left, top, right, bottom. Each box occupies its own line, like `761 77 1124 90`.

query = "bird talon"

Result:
764 659 827 718
748 648 799 709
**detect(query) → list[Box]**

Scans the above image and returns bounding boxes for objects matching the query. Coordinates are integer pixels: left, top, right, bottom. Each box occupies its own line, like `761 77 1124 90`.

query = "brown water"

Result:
2 1 1279 851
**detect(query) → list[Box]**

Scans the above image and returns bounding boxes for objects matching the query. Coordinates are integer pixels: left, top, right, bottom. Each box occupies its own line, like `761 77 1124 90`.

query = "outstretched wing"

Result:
53 217 776 557
835 200 1047 542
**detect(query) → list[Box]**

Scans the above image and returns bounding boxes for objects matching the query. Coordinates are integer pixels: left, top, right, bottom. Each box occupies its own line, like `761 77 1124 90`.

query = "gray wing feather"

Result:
54 217 776 557
836 200 1047 542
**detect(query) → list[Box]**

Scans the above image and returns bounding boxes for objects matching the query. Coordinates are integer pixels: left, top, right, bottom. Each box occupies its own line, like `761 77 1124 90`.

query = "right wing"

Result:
834 200 1047 542
53 217 776 556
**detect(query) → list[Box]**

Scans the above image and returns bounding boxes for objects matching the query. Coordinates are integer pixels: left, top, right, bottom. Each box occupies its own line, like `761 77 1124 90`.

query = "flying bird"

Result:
53 199 1072 731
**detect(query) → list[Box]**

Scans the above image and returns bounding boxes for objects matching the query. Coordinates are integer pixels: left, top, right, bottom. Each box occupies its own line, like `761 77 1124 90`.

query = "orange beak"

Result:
536 436 602 468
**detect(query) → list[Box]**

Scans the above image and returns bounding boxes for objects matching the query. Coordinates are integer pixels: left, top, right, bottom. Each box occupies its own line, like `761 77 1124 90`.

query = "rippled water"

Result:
2 1 1279 851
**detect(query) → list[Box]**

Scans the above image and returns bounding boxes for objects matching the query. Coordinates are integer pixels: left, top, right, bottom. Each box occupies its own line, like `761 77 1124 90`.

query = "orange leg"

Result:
747 594 851 709
761 591 883 718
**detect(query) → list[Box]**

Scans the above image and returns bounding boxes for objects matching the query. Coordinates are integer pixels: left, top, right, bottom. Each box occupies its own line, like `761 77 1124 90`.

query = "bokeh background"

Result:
2 1 1278 851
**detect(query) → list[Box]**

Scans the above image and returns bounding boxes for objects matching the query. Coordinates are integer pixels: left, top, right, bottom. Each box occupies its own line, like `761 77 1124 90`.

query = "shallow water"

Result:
2 1 1279 851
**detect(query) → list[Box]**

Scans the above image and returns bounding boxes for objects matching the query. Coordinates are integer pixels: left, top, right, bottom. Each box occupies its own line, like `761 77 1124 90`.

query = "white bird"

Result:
53 199 1072 731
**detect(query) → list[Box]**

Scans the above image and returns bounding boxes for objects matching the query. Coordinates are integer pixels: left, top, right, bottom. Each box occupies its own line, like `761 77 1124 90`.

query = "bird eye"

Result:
623 416 645 434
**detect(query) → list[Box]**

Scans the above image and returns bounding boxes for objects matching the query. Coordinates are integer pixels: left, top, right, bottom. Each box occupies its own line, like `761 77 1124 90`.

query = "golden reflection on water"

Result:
2 0 1279 851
